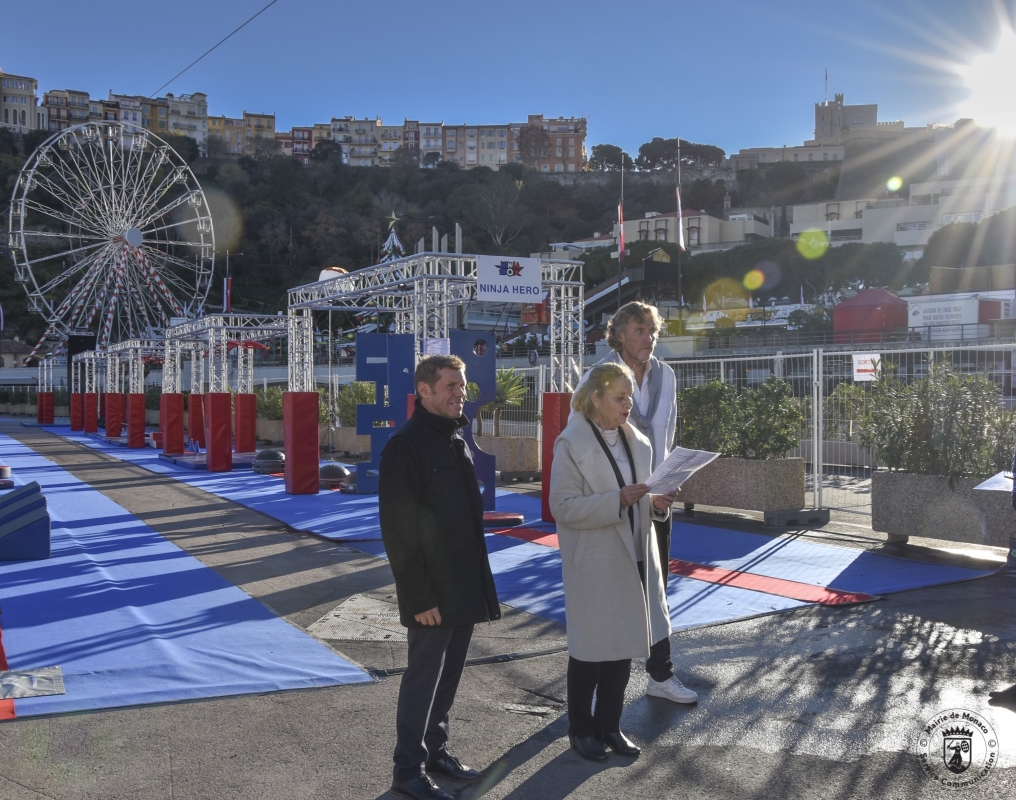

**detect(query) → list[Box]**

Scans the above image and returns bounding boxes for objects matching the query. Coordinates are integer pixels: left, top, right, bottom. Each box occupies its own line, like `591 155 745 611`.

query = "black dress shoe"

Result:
390 774 454 800
568 733 609 762
426 751 482 783
598 730 641 757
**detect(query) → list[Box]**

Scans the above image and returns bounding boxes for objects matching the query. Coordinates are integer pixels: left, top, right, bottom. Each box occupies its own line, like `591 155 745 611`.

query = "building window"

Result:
20 110 26 126
808 153 813 161
567 163 575 172
793 153 799 161
542 164 549 172
823 152 828 160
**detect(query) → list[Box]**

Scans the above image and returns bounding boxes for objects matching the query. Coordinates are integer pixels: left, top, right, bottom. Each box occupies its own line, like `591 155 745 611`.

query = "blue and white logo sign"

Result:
476 256 542 302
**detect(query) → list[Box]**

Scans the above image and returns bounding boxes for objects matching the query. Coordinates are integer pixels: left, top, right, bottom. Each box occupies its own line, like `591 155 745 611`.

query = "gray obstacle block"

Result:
0 482 51 561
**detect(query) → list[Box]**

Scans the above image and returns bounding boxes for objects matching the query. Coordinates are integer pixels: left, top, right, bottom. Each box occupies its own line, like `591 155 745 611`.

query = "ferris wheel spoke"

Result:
150 249 208 277
20 239 111 272
40 155 107 218
22 197 107 237
134 187 201 229
22 229 109 242
142 216 209 238
29 170 104 229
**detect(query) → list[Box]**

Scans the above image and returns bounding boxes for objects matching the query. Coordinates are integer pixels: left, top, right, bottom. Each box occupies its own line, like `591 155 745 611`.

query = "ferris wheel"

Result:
7 122 215 355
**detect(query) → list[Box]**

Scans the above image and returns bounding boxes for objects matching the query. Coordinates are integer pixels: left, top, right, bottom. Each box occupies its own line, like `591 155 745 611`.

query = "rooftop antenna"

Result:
824 68 828 105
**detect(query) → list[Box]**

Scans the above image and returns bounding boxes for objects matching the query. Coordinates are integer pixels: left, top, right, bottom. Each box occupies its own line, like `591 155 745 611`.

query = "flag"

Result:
617 201 625 260
676 187 686 251
800 286 805 305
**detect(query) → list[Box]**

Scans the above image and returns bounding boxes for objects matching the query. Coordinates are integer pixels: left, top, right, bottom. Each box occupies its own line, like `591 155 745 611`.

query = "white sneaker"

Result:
646 676 698 704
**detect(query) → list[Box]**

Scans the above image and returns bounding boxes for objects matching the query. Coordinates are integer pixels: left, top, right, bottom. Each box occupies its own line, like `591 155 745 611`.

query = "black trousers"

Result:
393 624 473 781
644 516 674 682
567 656 632 738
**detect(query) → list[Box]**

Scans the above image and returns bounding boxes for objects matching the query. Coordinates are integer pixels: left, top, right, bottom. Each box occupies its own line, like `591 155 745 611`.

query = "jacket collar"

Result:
413 397 469 436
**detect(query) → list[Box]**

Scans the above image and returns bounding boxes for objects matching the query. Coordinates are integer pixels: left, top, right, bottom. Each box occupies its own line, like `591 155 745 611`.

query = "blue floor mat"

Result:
36 426 1000 631
0 433 372 719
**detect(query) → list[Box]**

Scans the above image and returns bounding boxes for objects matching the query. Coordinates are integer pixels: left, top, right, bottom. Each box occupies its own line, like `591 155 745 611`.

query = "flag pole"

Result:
677 138 683 333
617 161 625 313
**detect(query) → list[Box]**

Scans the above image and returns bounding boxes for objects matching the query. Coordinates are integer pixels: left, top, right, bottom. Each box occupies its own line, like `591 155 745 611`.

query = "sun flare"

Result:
957 25 1016 135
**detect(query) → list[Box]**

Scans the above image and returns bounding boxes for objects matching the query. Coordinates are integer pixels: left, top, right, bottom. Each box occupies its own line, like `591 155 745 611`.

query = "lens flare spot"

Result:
886 176 903 193
796 229 829 260
744 269 764 291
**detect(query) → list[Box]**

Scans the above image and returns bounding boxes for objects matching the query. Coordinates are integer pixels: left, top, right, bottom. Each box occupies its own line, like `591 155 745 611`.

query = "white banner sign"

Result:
852 353 881 382
476 256 543 302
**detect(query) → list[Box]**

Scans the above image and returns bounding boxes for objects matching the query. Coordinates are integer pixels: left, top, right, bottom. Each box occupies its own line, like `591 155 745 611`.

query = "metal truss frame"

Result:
69 351 100 394
286 253 584 392
107 338 164 394
37 356 55 392
166 314 289 394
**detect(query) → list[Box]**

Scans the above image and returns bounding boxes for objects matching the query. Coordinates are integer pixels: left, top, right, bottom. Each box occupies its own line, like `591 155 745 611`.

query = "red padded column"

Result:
160 393 185 455
284 391 319 495
187 393 206 447
234 393 257 454
36 392 53 424
69 393 84 431
541 393 572 522
204 393 233 472
105 393 123 438
83 393 98 433
126 394 146 448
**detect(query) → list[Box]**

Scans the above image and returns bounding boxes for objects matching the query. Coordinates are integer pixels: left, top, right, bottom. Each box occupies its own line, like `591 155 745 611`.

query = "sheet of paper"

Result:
645 446 720 495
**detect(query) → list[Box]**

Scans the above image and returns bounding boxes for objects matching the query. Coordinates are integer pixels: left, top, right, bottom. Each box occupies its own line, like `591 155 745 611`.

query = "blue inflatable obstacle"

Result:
0 481 51 561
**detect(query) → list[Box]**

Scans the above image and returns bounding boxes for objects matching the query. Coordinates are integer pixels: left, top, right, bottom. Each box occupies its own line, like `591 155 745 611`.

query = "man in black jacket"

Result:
379 354 501 800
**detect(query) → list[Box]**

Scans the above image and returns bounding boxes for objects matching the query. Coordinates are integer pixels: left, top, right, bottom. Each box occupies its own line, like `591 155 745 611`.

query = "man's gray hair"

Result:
606 301 664 351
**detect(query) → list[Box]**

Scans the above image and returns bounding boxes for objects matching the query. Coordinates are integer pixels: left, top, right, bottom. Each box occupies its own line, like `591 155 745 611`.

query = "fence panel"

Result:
667 344 1016 518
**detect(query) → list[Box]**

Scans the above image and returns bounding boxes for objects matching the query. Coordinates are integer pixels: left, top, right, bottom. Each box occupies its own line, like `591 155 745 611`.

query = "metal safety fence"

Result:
665 344 1016 517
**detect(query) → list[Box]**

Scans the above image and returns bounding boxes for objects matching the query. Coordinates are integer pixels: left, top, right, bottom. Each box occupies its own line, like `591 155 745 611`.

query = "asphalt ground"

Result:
1 421 1016 800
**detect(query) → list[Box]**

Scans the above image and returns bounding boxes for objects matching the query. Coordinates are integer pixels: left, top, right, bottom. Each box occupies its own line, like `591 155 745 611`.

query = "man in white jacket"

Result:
581 301 698 704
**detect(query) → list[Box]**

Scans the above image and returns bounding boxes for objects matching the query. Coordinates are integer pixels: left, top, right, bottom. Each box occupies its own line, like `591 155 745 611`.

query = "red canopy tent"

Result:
832 288 908 344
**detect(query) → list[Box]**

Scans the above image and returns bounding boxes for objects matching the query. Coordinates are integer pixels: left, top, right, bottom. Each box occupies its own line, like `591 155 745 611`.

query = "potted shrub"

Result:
677 376 807 513
859 364 1015 546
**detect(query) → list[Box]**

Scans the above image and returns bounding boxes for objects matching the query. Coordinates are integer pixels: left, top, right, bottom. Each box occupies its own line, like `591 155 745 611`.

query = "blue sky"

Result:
4 0 1015 156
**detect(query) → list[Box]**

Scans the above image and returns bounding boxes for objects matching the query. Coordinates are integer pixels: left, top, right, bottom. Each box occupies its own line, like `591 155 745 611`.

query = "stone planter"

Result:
871 471 1013 547
254 420 371 454
679 457 806 513
473 436 540 473
324 425 371 455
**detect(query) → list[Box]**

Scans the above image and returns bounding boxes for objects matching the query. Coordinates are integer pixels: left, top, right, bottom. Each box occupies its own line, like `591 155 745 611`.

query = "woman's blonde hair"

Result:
572 362 634 419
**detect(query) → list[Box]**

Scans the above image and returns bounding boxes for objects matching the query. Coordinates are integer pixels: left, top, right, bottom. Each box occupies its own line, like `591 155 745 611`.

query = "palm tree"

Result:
479 368 529 437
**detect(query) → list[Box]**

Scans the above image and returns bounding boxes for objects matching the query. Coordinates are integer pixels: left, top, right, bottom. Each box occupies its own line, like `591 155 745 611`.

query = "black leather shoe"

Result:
568 733 609 762
390 774 454 800
426 751 482 783
598 730 641 757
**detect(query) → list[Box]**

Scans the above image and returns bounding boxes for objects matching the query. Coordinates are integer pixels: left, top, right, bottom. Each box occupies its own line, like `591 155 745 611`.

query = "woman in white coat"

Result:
549 361 677 762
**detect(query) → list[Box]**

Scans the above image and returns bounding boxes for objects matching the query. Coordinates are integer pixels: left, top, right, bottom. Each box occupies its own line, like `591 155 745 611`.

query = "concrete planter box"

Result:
256 419 286 445
679 457 806 513
871 471 1013 547
325 425 371 454
474 436 541 473
791 439 879 469
255 420 370 454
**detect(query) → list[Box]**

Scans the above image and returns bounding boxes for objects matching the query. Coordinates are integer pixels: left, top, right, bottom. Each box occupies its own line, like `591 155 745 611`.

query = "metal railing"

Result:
665 343 1016 517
